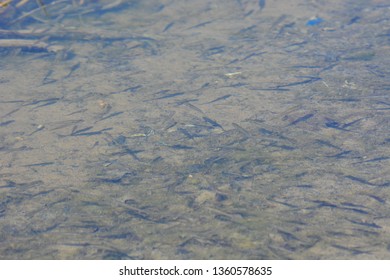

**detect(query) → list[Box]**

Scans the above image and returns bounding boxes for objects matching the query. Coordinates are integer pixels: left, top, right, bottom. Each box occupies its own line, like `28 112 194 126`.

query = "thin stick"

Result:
0 38 64 52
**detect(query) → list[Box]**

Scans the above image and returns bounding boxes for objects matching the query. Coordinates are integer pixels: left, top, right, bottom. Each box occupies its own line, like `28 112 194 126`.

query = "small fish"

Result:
121 85 142 93
126 208 150 220
203 117 224 130
176 99 199 105
341 207 369 215
277 76 321 88
178 128 194 139
122 148 143 161
346 219 381 229
100 232 137 240
65 62 81 78
345 175 375 186
331 244 368 255
288 113 314 126
327 151 352 159
27 98 60 108
0 120 14 126
184 102 203 114
188 20 213 30
365 194 385 204
241 52 266 61
71 126 93 135
150 92 185 100
71 126 112 136
99 111 123 121
169 144 194 150
163 21 174 32
42 69 56 85
277 229 299 241
315 139 341 150
312 200 337 208
204 46 225 56
204 94 232 104
24 162 54 167
342 118 363 129
232 123 251 137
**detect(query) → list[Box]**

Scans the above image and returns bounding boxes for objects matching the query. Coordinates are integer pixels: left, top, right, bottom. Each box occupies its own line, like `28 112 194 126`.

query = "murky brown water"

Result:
0 0 389 259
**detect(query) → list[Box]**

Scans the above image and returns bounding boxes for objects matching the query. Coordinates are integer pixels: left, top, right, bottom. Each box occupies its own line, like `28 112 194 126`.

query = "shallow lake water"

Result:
0 0 389 259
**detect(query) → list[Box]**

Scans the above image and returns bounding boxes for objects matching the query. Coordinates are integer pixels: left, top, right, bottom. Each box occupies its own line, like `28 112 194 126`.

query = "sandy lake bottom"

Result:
0 0 389 259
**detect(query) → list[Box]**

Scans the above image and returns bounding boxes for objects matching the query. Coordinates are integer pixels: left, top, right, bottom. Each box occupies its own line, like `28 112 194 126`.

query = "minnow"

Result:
277 77 321 88
288 113 314 126
204 94 232 104
150 92 185 100
203 117 224 130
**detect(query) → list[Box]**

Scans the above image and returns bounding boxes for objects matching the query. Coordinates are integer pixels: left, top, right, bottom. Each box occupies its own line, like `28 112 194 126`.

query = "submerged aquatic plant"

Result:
0 0 53 27
0 0 125 53
0 0 49 15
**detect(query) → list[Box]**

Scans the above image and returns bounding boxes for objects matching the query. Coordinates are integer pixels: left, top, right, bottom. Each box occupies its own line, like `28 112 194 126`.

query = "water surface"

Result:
0 0 389 259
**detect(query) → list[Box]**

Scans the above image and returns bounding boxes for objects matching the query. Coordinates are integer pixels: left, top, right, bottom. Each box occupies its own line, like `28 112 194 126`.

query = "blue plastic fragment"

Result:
259 0 265 10
306 17 324 26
